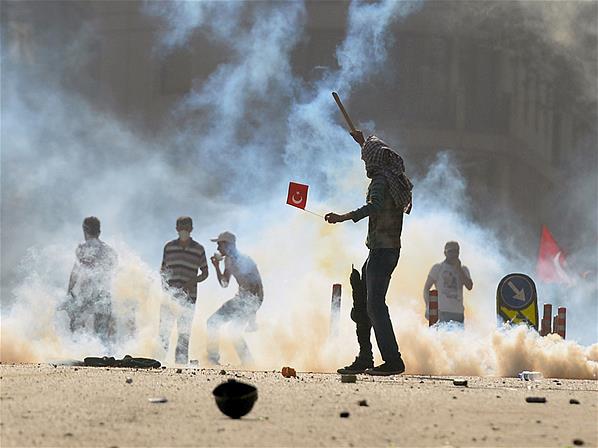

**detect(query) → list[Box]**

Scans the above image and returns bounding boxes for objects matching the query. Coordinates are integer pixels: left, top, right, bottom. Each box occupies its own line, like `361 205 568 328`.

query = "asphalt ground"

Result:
1 363 597 447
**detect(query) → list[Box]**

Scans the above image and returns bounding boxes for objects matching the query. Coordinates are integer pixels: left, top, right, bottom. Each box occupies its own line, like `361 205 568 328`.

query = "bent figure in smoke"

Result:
423 241 473 325
66 216 117 347
325 130 413 376
207 231 263 366
159 216 208 365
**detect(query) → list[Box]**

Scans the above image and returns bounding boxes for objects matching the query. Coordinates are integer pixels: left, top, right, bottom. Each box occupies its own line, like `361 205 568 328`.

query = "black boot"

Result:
337 356 374 374
365 357 406 376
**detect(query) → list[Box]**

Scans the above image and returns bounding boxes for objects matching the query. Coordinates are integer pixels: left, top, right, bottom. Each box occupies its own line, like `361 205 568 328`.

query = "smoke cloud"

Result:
1 1 596 379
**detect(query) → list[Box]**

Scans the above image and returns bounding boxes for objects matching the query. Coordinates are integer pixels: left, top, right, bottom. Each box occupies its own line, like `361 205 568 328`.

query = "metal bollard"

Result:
540 303 552 336
428 290 438 326
555 307 566 339
330 284 341 337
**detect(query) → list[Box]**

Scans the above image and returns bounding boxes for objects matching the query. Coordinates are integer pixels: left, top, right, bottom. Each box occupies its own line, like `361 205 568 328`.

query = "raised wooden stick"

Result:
332 91 357 132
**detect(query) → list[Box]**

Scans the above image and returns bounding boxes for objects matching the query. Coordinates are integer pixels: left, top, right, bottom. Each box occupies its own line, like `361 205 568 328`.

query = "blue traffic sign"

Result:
498 274 536 310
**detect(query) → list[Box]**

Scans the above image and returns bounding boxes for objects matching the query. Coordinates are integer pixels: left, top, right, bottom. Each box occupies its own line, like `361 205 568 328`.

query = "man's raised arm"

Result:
460 266 473 290
211 256 230 288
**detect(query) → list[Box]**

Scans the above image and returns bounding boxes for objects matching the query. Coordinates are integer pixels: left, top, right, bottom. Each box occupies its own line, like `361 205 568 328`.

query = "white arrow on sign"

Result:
507 281 527 302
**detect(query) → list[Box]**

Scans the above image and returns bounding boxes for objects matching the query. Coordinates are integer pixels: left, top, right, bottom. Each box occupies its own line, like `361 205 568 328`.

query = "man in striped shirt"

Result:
325 130 411 376
159 216 208 364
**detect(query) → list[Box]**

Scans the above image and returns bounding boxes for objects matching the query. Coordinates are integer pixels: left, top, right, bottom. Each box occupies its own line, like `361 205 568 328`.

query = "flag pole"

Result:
303 209 324 218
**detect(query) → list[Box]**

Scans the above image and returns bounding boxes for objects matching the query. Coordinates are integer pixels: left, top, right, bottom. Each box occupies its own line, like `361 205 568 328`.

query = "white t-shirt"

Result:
427 261 471 314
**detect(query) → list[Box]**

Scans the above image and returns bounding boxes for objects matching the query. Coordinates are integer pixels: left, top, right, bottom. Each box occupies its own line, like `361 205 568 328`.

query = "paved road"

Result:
1 364 596 447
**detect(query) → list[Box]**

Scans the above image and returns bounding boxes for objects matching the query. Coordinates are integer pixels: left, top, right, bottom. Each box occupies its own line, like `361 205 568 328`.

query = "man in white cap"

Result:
207 231 263 365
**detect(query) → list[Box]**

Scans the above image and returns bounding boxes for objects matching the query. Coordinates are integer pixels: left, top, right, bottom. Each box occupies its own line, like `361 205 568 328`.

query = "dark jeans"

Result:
352 248 402 364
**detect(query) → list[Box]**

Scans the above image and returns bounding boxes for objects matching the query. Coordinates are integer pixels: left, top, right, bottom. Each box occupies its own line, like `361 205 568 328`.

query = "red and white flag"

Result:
286 182 308 210
536 225 572 284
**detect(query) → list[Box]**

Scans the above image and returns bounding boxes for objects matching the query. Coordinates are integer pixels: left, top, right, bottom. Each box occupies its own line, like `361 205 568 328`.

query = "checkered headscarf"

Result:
361 135 413 214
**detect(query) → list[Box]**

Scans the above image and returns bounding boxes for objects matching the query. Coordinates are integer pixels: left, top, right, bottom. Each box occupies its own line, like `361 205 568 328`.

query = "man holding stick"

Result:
326 96 412 375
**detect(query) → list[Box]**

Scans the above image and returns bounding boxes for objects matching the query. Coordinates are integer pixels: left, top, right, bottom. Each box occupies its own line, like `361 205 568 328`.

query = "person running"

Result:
207 231 263 366
325 130 413 376
159 216 208 364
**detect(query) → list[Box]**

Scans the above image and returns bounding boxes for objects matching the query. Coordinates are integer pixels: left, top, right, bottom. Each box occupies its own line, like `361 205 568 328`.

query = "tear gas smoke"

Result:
284 0 422 187
1 1 596 379
145 0 307 198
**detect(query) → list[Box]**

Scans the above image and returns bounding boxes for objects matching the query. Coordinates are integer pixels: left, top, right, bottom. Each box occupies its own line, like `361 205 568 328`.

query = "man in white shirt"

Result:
423 241 473 324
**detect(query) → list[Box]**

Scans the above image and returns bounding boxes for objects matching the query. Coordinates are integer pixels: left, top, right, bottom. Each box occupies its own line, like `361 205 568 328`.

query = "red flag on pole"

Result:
287 182 308 210
536 225 571 284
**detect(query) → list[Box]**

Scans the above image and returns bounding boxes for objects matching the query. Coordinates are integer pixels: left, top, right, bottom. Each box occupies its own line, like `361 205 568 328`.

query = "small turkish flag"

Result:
536 225 571 284
287 182 308 210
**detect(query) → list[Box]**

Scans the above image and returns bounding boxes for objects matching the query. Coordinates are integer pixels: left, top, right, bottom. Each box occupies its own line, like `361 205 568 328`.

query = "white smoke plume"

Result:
284 0 422 187
1 1 596 379
144 0 307 197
